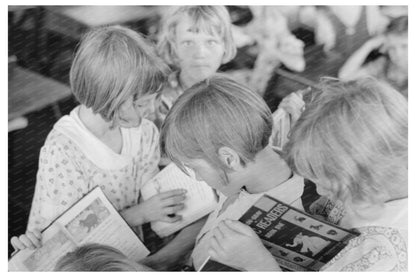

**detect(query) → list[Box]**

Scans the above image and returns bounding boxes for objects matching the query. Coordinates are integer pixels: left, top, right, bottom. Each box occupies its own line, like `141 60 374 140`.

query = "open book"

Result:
199 194 359 271
8 187 149 271
141 163 218 238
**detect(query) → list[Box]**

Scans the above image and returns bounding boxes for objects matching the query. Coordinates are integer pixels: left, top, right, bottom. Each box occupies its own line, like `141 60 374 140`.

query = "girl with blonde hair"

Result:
149 6 237 128
207 78 408 271
10 26 188 262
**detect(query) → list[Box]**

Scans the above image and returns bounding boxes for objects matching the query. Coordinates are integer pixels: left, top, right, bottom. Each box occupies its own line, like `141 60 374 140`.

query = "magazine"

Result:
199 194 359 271
141 163 218 238
8 187 150 271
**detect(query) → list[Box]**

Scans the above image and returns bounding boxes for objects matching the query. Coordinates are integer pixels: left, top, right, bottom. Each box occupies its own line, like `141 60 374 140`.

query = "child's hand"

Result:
10 229 42 252
208 220 281 271
278 90 306 126
139 189 187 223
366 35 387 53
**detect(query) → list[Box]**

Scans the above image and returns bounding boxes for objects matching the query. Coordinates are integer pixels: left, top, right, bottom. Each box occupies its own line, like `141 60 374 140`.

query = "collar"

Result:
53 106 135 170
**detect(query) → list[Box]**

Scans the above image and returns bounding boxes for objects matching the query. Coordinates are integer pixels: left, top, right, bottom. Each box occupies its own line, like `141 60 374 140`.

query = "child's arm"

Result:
338 36 386 80
139 215 208 270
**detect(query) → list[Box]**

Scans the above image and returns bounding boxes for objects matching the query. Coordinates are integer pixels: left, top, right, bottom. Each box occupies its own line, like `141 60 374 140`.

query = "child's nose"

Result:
193 43 208 58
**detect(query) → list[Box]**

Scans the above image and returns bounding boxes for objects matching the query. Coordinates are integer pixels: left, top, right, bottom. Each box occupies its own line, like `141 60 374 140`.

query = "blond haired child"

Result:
55 243 151 271
208 78 408 271
149 6 236 128
160 74 306 270
10 25 187 255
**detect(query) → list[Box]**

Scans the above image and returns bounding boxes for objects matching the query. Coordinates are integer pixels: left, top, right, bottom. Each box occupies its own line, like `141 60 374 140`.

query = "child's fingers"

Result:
158 189 187 200
209 236 226 259
11 236 26 251
32 229 42 240
213 226 225 241
163 203 185 215
161 214 182 223
217 221 234 238
162 194 187 206
25 232 41 248
224 220 256 237
18 235 36 249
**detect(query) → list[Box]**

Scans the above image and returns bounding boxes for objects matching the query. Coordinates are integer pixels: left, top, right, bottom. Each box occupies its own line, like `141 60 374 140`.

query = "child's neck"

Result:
78 105 123 154
242 146 292 194
179 70 202 91
78 105 114 136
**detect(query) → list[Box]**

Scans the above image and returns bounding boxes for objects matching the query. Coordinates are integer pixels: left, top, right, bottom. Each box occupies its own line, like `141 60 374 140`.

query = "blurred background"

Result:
8 5 408 257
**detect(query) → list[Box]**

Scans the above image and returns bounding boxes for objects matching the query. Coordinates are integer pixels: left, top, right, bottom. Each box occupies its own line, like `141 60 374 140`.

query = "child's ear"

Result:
218 146 241 170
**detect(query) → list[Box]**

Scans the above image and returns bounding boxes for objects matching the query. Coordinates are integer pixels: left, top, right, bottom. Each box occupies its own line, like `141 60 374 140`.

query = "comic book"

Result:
199 194 359 271
141 163 218 237
8 187 150 271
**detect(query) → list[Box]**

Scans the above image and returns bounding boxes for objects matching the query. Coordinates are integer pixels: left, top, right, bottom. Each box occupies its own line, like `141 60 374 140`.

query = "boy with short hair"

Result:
160 74 305 269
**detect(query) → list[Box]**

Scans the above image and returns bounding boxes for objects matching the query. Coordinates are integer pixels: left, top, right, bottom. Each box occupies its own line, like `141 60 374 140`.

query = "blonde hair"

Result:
54 243 149 271
160 74 272 175
70 25 170 124
157 6 237 66
284 78 408 204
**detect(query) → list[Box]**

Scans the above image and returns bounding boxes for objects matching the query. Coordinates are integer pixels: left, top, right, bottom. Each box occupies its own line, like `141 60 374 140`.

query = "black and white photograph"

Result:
6 3 410 272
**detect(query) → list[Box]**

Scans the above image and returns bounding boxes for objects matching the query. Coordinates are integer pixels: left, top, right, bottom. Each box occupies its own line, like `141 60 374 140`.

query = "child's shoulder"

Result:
322 225 407 271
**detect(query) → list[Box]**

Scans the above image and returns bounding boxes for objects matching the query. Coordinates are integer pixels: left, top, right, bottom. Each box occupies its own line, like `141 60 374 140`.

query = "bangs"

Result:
186 11 224 38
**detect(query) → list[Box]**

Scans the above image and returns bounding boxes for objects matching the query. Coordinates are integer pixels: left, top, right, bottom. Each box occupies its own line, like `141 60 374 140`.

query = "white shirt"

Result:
191 174 305 270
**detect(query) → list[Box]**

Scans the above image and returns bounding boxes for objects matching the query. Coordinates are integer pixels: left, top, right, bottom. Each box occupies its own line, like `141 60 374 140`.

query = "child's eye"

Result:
181 41 193 47
207 40 218 46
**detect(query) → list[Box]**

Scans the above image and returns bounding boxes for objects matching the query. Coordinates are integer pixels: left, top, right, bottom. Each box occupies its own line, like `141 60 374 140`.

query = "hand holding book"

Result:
120 189 187 226
209 220 282 271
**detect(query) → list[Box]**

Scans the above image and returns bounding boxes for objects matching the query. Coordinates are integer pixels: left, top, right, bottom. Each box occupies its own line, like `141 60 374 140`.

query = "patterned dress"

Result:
322 198 407 271
27 106 160 236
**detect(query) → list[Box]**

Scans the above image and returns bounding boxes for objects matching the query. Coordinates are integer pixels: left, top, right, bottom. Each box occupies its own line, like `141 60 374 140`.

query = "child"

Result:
55 243 151 271
160 74 306 270
10 25 187 254
338 16 408 96
207 78 408 271
151 6 237 128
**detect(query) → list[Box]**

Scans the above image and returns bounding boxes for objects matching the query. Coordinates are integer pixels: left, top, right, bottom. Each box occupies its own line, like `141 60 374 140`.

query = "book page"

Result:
141 163 218 237
9 187 149 271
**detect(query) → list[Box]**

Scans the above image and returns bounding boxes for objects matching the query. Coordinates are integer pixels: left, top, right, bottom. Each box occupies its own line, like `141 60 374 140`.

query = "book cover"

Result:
199 194 359 271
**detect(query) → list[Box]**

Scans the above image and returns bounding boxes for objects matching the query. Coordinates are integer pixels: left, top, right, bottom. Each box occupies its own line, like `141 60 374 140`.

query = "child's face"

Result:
385 34 408 70
184 158 239 196
174 17 226 84
117 93 158 128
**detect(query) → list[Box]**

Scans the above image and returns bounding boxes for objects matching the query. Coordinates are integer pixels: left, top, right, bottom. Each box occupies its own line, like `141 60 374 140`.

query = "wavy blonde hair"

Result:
157 6 236 67
284 78 408 204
